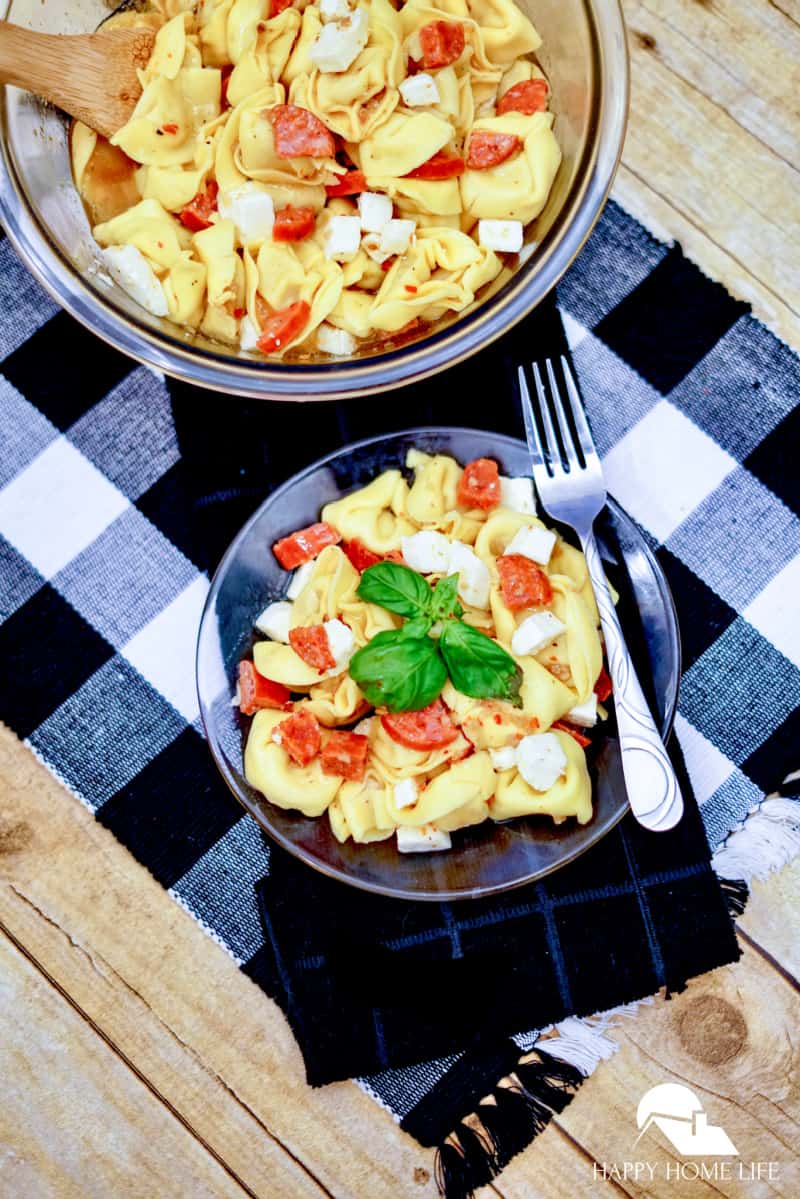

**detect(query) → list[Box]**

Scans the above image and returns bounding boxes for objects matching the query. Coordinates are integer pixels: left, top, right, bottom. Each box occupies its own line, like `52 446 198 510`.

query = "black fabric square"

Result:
2 312 133 429
135 460 201 570
656 546 738 669
646 876 740 988
595 247 747 394
743 402 800 516
97 727 242 888
556 892 658 1012
741 702 800 795
0 584 113 738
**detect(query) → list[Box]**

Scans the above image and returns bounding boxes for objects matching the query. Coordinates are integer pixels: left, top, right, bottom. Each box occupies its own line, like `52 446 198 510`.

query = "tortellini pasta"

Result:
240 450 613 852
71 0 561 355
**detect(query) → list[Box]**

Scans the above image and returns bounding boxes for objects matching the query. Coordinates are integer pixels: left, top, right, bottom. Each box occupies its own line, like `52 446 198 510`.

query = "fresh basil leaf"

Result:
349 631 447 712
356 562 433 619
400 615 433 640
439 620 523 707
430 574 461 621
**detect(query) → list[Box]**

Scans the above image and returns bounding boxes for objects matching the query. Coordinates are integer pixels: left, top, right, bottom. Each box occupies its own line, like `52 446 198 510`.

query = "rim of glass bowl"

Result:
0 0 629 400
196 426 681 901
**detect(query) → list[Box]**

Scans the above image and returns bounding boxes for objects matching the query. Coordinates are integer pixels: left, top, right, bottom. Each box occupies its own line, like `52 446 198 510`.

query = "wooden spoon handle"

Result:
0 20 152 139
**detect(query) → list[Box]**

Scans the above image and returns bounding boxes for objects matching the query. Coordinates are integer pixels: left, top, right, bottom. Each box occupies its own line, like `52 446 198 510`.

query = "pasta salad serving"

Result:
71 0 561 357
238 450 613 854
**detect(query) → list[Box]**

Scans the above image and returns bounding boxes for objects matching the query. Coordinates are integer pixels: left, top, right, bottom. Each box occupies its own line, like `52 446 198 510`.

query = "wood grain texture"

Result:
618 0 800 346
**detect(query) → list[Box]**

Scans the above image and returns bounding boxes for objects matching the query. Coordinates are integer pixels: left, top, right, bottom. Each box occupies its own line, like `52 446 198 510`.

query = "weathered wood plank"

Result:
0 931 251 1199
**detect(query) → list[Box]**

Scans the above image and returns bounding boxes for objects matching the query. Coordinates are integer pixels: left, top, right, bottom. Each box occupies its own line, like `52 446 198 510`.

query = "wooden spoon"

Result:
0 20 155 140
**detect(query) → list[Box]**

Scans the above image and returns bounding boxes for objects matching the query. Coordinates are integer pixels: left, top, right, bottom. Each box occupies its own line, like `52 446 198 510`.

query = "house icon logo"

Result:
634 1084 739 1156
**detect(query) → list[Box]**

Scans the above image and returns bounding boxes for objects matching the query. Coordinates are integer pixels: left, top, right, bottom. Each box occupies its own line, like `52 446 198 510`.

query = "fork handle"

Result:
580 531 684 832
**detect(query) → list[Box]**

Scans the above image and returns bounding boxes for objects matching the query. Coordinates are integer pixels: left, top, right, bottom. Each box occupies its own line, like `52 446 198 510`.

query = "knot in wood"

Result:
677 995 747 1065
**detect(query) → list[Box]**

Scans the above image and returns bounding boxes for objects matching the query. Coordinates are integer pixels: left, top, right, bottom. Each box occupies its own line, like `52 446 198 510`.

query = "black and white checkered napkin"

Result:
1 201 798 1195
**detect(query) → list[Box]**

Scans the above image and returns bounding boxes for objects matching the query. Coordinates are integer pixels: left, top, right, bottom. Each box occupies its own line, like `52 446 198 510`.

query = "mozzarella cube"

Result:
499 476 536 515
490 745 518 771
353 716 375 736
511 611 566 657
319 0 351 21
379 218 416 256
361 233 392 265
401 530 451 574
394 778 419 810
323 617 355 671
103 245 168 317
317 322 356 356
218 184 274 246
323 214 362 262
397 824 452 853
504 524 557 566
478 220 524 254
255 600 293 643
447 541 490 609
240 315 260 351
358 191 393 233
566 693 598 728
399 73 440 107
517 732 568 792
286 559 316 599
310 8 369 73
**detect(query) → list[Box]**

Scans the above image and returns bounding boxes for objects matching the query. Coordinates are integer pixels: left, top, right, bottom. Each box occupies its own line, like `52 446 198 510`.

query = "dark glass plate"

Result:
197 428 681 901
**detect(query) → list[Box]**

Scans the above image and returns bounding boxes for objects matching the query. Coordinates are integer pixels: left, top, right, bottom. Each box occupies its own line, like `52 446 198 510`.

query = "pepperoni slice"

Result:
320 731 369 780
179 180 218 232
269 105 336 159
325 169 367 197
381 698 459 751
273 206 316 242
277 710 321 766
256 299 311 354
418 21 465 70
496 554 553 610
342 540 403 571
238 660 291 715
289 625 336 672
405 152 465 181
457 457 501 509
497 78 549 116
552 720 591 748
466 131 521 171
273 521 342 569
594 665 613 703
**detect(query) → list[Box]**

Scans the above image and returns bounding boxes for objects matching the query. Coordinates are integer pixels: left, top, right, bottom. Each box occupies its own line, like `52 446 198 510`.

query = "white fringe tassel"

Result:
712 791 800 882
534 998 654 1077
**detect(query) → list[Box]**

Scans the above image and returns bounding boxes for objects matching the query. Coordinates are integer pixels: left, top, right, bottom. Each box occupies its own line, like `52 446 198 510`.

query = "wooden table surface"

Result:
2 2 799 1196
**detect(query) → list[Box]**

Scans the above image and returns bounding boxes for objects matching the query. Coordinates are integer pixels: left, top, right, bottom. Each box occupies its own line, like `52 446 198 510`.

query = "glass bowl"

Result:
0 0 628 399
197 428 681 900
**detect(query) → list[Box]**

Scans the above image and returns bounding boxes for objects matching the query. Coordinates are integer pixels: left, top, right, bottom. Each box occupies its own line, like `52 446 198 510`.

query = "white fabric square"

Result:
0 437 129 578
742 553 800 670
559 308 589 351
122 575 209 722
601 399 737 543
674 712 735 805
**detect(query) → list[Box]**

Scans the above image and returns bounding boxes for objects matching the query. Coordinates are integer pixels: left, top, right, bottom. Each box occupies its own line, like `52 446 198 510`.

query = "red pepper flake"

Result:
232 307 246 319
162 123 179 134
404 284 418 293
381 256 396 271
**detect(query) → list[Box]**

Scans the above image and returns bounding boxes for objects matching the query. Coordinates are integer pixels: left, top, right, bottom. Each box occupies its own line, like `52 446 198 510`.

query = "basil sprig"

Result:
349 562 522 712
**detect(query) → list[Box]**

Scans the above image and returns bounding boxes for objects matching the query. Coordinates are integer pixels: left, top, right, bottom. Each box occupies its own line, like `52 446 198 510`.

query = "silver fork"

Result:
518 357 683 832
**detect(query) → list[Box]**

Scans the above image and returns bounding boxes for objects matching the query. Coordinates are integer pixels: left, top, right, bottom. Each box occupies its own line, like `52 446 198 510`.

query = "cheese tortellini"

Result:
239 450 612 855
72 0 561 355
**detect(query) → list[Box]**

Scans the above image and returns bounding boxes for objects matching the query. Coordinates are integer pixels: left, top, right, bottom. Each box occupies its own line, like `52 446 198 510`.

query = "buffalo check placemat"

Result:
1 200 799 1196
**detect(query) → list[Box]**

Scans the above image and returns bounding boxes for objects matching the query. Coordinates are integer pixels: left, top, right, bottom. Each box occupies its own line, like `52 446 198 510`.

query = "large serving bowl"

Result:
0 0 628 398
